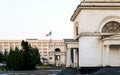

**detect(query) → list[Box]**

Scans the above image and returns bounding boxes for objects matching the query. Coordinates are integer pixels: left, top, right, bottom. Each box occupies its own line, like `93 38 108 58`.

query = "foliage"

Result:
21 40 41 70
6 48 24 70
3 49 8 63
0 51 4 63
5 40 41 70
21 40 35 70
34 47 41 63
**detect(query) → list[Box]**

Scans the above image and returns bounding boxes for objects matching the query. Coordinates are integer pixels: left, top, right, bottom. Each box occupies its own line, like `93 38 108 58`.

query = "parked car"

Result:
0 63 6 67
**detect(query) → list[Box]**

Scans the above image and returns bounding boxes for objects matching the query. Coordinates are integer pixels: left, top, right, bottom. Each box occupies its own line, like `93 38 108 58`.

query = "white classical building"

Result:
65 0 120 68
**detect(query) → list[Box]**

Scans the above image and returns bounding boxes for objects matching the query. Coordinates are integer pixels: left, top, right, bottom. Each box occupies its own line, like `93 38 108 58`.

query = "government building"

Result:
65 0 120 69
0 39 66 66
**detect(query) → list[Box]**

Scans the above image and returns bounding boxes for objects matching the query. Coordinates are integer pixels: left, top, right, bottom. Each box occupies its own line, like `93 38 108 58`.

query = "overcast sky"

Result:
0 0 79 40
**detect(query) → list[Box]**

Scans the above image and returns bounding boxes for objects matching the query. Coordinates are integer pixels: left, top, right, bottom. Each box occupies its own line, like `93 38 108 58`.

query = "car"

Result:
0 63 6 67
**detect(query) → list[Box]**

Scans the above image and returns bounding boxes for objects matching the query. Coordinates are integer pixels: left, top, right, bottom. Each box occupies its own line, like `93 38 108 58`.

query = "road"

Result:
0 69 61 75
0 67 63 75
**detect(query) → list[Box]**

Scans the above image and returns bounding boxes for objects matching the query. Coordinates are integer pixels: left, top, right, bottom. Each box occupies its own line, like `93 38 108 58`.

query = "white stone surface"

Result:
79 36 101 67
71 0 120 67
76 10 120 33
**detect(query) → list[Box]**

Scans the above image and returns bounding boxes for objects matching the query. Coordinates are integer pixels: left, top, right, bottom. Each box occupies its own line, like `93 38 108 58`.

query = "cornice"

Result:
70 3 120 21
75 32 119 39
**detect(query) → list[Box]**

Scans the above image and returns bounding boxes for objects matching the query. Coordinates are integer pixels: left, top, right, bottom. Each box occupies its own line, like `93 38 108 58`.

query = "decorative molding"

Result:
71 3 120 21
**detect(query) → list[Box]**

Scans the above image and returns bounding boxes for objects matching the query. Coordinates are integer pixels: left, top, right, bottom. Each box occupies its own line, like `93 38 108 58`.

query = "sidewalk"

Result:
92 66 120 75
55 67 80 75
0 67 63 75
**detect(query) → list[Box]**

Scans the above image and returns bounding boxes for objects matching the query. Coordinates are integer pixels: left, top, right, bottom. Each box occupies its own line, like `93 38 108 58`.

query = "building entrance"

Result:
110 45 120 66
55 48 61 66
55 55 60 66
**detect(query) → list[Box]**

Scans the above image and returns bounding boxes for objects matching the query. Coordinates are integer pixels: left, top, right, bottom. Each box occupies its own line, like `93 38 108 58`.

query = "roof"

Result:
64 39 78 42
70 2 120 21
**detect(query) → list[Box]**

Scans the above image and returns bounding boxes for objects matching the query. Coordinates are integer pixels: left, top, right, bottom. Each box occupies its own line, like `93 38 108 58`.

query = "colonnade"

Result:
66 48 79 67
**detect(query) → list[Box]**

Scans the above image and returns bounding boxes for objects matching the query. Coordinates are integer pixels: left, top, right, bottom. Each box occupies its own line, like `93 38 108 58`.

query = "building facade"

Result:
67 0 120 68
0 39 66 66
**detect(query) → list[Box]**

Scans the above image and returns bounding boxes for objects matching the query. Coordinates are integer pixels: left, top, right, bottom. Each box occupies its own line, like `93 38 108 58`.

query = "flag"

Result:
46 31 52 37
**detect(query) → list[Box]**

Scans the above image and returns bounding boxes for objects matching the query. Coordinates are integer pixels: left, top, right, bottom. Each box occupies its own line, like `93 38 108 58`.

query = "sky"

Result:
0 0 80 40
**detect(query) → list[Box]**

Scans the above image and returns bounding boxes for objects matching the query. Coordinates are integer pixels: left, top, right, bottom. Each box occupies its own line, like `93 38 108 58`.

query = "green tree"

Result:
28 47 37 69
34 47 41 63
15 47 19 51
0 51 4 63
6 48 24 70
3 49 8 63
6 49 14 70
6 40 40 70
21 40 30 70
21 40 40 70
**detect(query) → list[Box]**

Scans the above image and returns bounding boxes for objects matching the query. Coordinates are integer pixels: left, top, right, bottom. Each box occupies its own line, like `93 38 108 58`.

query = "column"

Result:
106 45 110 66
66 48 71 67
73 48 76 67
118 46 120 65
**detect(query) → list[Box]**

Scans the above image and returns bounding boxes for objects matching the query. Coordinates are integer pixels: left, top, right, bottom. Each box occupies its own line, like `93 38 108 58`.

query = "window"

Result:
102 21 120 33
76 26 79 36
55 48 61 52
43 45 47 47
43 48 47 50
75 22 79 36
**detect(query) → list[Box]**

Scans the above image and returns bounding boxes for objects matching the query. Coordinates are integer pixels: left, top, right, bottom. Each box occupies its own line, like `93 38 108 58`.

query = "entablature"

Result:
76 32 120 39
71 3 120 21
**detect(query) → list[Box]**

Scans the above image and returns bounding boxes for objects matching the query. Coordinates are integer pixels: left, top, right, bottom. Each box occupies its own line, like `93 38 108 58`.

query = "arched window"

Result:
102 21 120 33
55 48 61 52
75 22 79 36
76 26 79 36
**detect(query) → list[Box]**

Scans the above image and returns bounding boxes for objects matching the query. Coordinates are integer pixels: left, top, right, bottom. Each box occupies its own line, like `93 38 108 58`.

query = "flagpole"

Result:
49 31 52 40
46 31 52 44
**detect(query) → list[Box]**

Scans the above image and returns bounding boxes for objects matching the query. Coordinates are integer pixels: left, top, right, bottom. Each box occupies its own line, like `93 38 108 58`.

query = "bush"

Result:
0 52 4 63
6 49 24 70
6 40 41 70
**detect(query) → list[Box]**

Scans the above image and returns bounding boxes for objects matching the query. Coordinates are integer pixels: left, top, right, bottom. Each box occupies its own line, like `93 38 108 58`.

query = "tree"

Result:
21 40 40 70
34 47 41 64
15 47 19 51
0 51 4 63
6 49 14 70
21 40 30 70
28 47 38 69
3 49 8 63
6 48 24 70
6 40 41 70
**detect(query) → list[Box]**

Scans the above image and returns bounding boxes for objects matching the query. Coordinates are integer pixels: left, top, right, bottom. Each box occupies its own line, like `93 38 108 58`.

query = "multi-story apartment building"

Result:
0 39 66 66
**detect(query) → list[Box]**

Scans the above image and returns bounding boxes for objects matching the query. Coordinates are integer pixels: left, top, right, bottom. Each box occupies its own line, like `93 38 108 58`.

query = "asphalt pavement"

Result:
0 67 63 75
